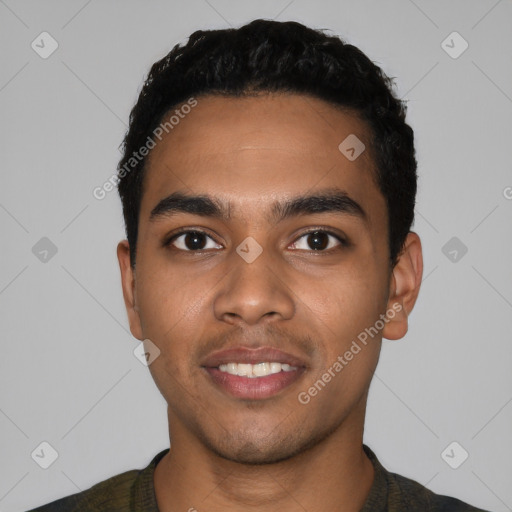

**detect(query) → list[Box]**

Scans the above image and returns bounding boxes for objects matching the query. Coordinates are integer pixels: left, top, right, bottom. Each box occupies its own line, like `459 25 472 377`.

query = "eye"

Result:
290 230 346 251
167 230 222 251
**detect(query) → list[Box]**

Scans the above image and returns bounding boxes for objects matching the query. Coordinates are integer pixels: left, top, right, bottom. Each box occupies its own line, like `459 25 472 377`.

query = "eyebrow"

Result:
149 188 368 226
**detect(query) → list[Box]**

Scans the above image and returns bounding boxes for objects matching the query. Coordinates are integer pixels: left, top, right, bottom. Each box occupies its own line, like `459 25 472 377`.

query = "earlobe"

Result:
382 232 423 341
116 240 144 340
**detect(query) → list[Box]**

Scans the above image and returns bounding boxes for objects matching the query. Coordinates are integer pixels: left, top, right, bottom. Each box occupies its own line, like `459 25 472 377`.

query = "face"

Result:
118 93 418 465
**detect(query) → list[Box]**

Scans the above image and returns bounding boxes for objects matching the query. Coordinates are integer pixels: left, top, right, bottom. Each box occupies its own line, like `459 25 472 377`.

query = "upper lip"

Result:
201 346 307 368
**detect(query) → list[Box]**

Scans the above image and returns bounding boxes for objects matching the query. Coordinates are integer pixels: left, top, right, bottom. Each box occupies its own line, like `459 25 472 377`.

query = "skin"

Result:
117 93 423 512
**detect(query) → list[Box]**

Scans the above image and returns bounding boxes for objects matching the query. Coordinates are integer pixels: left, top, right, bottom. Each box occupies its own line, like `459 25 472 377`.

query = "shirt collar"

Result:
131 444 389 511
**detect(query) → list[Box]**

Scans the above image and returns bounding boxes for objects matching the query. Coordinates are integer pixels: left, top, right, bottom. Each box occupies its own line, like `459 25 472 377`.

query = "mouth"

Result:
201 347 307 400
218 361 298 377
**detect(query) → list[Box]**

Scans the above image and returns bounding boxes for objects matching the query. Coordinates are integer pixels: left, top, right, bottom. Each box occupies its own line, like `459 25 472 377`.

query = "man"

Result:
29 19 490 512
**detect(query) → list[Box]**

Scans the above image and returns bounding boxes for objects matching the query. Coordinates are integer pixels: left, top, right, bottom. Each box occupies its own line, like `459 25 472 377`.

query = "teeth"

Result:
270 362 281 373
218 361 298 377
237 363 252 376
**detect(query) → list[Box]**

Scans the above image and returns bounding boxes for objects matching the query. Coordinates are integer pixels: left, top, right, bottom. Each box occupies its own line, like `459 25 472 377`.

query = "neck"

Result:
154 405 374 512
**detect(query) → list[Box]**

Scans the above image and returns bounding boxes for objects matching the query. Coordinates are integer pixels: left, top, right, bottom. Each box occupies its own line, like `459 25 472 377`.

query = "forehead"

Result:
141 93 385 225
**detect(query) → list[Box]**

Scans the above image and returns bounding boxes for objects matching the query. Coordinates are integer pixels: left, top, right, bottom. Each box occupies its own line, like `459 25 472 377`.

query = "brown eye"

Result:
290 230 346 251
168 230 222 251
306 231 330 250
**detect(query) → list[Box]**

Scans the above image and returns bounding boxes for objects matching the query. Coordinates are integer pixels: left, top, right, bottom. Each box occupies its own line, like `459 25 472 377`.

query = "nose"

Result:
213 244 295 326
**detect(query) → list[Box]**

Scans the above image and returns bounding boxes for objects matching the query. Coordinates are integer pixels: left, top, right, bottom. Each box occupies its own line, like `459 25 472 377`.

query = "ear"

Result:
117 240 144 340
382 231 423 340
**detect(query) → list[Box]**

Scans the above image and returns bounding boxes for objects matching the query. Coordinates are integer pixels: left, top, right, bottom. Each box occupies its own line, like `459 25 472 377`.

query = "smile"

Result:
218 362 298 378
201 346 307 399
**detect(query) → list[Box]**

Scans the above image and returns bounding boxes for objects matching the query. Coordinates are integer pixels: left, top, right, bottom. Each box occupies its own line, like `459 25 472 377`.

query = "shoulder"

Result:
26 448 169 512
26 468 140 511
362 444 491 512
389 470 491 511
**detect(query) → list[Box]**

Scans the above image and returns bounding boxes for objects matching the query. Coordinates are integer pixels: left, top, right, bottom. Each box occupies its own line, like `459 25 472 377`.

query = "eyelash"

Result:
163 228 349 253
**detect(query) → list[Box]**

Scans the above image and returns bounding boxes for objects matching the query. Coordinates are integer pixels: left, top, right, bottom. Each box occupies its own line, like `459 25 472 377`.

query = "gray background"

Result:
1 1 511 511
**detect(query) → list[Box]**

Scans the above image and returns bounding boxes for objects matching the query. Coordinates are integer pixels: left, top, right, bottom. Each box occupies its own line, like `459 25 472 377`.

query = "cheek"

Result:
135 262 206 339
136 268 202 394
306 273 383 398
307 263 385 339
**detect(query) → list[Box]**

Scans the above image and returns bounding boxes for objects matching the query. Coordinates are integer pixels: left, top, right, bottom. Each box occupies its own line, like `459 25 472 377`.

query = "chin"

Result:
210 440 302 465
199 423 333 466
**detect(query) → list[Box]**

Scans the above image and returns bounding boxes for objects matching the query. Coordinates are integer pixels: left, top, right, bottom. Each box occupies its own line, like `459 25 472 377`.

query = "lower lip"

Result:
204 367 305 400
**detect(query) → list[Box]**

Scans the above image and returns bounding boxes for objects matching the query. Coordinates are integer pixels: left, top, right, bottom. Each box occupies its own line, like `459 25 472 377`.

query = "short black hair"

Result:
117 19 417 269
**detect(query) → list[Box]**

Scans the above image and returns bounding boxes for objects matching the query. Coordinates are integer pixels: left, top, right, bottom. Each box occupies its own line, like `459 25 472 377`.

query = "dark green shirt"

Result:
27 445 491 511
